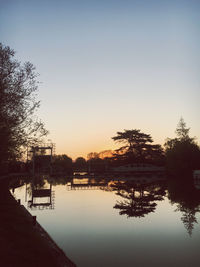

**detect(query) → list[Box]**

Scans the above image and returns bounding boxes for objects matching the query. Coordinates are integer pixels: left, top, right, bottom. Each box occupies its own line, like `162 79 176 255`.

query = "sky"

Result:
1 0 200 159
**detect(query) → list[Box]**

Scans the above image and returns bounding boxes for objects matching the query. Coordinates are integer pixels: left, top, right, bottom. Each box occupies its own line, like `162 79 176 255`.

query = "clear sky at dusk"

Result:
1 0 199 159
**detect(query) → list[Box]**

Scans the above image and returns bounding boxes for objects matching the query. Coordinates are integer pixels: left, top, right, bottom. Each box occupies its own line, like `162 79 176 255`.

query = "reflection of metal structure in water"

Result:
67 178 108 190
27 183 55 210
28 143 55 174
66 174 166 191
193 170 200 189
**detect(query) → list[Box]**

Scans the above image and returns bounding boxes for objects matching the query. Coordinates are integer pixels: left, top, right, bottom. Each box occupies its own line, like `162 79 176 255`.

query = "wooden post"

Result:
33 148 35 176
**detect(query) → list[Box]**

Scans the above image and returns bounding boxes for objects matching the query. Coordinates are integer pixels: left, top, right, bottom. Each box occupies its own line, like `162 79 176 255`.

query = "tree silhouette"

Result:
165 118 200 176
175 117 190 141
0 43 48 168
112 129 164 165
73 157 87 171
52 154 73 174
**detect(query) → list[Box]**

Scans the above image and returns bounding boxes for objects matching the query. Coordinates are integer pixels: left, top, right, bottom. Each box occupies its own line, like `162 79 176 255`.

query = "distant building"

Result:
193 170 200 189
112 163 165 173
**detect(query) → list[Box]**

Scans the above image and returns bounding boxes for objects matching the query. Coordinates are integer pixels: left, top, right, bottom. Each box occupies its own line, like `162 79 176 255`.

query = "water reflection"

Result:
67 178 107 190
9 173 200 267
168 177 200 236
10 173 200 237
25 176 55 210
111 179 166 218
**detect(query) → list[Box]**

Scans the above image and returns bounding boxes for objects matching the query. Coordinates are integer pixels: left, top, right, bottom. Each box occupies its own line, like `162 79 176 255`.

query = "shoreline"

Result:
0 177 76 267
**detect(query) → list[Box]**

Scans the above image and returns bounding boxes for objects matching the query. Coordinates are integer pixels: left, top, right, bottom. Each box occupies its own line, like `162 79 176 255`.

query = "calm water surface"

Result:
12 176 200 267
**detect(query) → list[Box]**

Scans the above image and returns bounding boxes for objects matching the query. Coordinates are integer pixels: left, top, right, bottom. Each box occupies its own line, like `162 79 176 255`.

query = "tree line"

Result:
1 43 200 178
49 118 200 177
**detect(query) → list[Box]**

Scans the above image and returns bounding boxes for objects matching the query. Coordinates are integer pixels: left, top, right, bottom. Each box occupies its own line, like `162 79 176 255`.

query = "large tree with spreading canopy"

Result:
112 129 164 165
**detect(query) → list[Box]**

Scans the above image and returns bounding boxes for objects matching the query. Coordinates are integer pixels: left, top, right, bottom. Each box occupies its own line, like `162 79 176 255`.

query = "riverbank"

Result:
0 178 76 267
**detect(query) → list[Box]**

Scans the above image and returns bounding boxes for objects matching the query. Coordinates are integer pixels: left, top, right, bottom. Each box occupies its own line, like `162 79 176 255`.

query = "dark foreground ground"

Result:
0 178 76 267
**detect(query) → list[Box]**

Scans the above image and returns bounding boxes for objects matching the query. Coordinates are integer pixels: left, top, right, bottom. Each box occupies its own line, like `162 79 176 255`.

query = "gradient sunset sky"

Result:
1 0 199 159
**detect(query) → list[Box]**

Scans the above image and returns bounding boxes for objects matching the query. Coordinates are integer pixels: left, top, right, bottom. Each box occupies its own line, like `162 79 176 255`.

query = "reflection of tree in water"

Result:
168 178 200 236
176 205 199 236
111 180 166 218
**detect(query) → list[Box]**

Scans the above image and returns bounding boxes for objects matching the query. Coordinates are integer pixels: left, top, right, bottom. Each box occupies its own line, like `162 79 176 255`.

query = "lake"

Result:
11 175 200 267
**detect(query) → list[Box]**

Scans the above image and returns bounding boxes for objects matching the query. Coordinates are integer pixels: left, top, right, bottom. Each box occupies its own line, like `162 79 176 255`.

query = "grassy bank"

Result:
0 178 76 267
